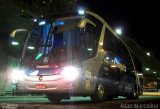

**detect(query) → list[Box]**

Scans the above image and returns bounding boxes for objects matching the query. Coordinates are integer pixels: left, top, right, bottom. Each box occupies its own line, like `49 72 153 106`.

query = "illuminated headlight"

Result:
11 69 27 82
30 70 39 76
61 66 79 80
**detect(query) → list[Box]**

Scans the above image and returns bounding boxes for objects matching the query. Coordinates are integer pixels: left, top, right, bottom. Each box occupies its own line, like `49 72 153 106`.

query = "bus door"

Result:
103 28 127 94
102 52 121 94
115 43 135 94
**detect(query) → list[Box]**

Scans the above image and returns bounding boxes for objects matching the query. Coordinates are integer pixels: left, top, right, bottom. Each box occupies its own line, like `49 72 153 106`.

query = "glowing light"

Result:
61 66 79 80
115 28 122 35
146 52 150 56
99 42 103 46
11 41 19 45
145 68 150 71
34 19 37 22
111 65 117 68
35 53 43 60
78 9 85 15
39 20 46 25
11 69 27 82
30 70 39 76
106 57 110 60
137 73 143 76
28 46 35 50
87 48 93 51
153 72 156 74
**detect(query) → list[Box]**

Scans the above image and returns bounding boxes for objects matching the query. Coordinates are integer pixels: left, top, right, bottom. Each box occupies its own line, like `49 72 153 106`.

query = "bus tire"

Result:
91 81 106 102
127 85 139 100
46 94 62 103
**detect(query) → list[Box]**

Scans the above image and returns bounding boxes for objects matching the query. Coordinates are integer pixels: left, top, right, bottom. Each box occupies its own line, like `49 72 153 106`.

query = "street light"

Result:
146 52 150 56
78 9 85 15
115 27 122 35
153 72 157 74
145 67 150 71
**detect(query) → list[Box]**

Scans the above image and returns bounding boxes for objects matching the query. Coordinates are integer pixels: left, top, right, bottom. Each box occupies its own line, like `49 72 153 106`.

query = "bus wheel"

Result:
127 85 139 99
91 81 106 102
46 94 62 103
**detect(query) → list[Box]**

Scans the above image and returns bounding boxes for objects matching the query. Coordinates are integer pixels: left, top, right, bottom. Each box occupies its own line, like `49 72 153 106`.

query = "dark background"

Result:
0 0 159 60
78 0 160 60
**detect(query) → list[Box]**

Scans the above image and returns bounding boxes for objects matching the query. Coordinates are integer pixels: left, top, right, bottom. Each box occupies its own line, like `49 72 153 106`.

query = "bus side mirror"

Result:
8 39 23 58
8 29 27 58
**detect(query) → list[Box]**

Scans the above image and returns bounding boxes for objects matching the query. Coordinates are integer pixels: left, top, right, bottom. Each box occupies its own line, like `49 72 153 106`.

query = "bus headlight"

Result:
61 66 79 80
11 69 27 82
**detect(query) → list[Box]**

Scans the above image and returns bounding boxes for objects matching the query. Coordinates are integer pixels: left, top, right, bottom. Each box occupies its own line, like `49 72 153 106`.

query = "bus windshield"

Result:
22 17 96 67
46 28 82 66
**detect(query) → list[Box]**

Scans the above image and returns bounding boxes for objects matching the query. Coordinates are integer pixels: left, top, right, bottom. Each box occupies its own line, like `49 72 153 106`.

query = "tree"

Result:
121 36 160 77
12 0 77 18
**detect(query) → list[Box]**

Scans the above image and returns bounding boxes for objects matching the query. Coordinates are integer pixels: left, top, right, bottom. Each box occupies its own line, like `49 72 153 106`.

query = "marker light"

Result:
34 19 37 22
137 73 143 76
39 21 46 25
61 66 79 80
28 46 35 50
78 9 85 15
87 48 93 51
35 53 43 60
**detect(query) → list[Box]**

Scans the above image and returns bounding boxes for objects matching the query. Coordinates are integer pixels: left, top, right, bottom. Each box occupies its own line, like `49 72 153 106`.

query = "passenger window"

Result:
83 23 97 58
104 28 133 72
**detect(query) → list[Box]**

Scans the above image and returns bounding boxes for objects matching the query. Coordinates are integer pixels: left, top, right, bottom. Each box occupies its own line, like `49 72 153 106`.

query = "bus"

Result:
11 10 140 102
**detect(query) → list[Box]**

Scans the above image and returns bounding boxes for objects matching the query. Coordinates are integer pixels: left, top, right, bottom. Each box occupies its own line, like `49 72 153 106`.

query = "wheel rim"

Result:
97 83 104 99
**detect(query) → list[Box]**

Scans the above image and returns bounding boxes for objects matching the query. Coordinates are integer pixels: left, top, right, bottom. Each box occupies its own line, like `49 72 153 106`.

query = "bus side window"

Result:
131 52 142 73
114 37 133 73
103 28 117 55
84 23 97 58
104 28 133 73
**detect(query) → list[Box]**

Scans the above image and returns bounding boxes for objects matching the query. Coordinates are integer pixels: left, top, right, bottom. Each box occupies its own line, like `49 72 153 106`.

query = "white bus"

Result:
10 10 140 102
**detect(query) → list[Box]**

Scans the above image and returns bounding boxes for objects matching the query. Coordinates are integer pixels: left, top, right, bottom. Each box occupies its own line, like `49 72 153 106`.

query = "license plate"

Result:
35 84 46 89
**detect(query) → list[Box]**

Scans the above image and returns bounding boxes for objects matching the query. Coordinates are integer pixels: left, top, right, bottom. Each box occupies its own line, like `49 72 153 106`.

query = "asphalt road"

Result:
0 95 160 109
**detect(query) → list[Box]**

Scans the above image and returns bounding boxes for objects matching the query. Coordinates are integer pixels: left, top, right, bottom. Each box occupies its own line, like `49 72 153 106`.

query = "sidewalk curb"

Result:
0 96 45 99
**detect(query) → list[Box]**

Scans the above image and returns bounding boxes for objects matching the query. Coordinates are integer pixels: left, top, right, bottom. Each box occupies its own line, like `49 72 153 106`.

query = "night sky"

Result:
0 0 159 60
78 0 160 60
